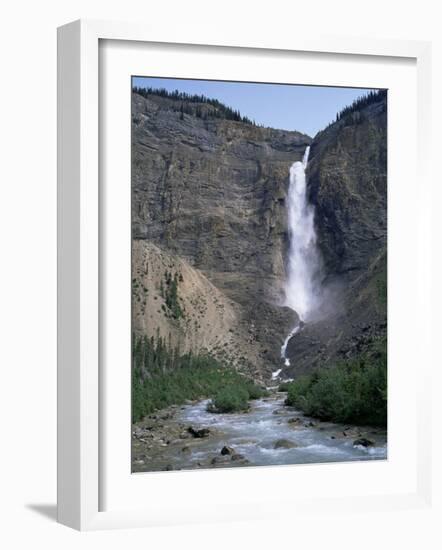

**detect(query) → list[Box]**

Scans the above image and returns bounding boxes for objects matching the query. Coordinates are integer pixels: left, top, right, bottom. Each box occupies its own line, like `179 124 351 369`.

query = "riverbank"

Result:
132 392 387 472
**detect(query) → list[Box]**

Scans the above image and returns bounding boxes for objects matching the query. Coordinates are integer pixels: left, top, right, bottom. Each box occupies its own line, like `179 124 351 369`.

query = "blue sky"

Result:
132 76 378 137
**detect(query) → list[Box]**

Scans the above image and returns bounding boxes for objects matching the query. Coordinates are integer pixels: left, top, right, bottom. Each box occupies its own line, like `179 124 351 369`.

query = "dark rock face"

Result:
308 100 387 281
132 92 308 372
132 92 310 296
284 96 387 375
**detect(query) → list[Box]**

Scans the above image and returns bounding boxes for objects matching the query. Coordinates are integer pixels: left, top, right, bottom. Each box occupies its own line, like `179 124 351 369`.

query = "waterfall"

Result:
280 324 301 367
279 146 322 368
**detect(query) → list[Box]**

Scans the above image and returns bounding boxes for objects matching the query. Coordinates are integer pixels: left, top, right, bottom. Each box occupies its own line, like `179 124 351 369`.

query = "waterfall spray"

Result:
279 146 322 369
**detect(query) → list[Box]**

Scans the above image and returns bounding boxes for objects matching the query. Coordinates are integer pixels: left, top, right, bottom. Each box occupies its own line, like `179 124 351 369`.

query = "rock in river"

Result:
353 438 375 448
221 445 235 456
188 426 211 438
274 438 298 450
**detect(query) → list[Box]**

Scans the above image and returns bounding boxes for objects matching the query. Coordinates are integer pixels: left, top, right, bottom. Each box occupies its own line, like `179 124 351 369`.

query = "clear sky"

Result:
132 76 378 138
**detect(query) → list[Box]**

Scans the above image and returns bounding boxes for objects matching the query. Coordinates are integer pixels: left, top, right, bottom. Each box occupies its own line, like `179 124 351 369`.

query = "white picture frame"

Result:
57 19 433 531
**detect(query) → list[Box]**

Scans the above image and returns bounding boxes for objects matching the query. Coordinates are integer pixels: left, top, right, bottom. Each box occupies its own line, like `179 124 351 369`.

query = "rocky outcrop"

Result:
308 99 387 281
132 239 265 380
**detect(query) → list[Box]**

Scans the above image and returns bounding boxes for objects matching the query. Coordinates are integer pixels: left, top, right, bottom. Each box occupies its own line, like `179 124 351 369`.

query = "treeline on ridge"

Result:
320 89 387 133
336 89 387 121
133 86 257 125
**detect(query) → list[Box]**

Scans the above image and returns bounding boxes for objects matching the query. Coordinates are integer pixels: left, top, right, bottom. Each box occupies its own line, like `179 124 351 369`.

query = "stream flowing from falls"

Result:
135 394 387 472
178 396 387 467
278 146 322 370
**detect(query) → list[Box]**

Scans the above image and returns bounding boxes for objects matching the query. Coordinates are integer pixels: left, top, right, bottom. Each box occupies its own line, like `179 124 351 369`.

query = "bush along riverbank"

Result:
132 334 267 422
281 337 387 427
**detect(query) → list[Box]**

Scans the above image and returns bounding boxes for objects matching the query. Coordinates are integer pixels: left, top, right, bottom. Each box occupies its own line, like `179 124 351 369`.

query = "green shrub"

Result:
285 338 387 427
244 381 268 400
210 386 250 413
164 272 183 319
207 381 267 413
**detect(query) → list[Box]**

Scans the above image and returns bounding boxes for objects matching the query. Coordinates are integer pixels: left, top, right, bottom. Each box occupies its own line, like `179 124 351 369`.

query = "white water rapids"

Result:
278 146 322 370
135 395 387 471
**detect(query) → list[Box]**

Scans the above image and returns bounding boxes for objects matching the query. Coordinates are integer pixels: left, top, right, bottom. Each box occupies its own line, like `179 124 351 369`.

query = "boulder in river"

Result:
274 438 298 449
221 445 235 456
188 426 211 438
353 438 375 448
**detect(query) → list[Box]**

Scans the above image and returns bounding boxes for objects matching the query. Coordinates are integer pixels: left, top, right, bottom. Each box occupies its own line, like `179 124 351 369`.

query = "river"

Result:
132 393 387 472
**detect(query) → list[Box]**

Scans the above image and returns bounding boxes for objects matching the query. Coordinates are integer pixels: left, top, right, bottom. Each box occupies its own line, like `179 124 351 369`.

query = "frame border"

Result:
57 19 432 530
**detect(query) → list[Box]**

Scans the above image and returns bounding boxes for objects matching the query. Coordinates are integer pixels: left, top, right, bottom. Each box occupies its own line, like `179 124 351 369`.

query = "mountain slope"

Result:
132 240 268 380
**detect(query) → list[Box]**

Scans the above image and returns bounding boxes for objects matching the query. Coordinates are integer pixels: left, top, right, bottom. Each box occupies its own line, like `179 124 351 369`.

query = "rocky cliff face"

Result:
309 99 387 282
284 95 387 375
132 89 387 380
132 91 309 377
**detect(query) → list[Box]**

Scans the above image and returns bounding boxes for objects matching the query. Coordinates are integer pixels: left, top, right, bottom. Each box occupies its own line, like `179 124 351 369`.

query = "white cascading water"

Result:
280 324 301 367
278 146 322 369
